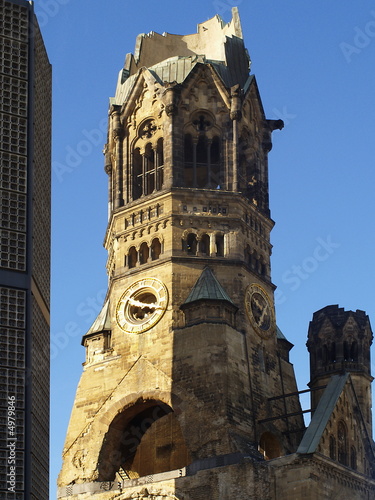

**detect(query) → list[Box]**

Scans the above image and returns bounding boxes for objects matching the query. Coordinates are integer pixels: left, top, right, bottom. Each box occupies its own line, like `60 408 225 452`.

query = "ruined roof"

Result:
308 304 372 340
112 8 251 105
182 267 236 306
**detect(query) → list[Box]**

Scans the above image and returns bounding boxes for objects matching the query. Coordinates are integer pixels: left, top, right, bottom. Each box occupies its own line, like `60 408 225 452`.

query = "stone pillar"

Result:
111 106 124 208
163 85 178 189
230 84 242 192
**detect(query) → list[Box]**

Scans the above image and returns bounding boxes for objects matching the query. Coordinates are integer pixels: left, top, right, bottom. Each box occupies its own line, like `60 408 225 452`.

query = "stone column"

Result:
111 106 124 208
230 84 242 192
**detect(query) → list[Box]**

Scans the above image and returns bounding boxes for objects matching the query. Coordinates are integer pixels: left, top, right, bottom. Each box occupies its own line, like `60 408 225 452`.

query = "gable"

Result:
297 374 375 476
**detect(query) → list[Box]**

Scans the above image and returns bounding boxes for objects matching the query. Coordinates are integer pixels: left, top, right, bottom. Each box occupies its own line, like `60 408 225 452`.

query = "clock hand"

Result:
258 305 268 326
128 297 162 310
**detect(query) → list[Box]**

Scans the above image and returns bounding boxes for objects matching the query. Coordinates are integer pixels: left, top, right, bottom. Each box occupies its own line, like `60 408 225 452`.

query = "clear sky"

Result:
39 0 375 497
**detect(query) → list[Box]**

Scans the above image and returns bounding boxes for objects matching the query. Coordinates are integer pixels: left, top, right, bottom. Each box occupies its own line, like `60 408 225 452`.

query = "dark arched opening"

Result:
139 242 149 264
151 238 161 261
132 148 142 200
186 233 197 256
97 400 191 481
128 247 137 269
200 234 210 256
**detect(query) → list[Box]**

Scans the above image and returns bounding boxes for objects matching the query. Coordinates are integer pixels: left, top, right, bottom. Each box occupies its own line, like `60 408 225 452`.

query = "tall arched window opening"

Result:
216 234 224 257
133 149 142 200
338 421 348 466
144 143 155 195
199 234 210 256
128 247 138 269
151 238 161 261
184 134 194 187
139 242 149 264
196 135 208 188
329 435 336 460
156 138 164 190
183 113 221 189
186 233 197 255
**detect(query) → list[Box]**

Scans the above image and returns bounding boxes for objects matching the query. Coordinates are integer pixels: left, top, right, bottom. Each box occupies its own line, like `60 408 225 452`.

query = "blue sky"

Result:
37 0 375 497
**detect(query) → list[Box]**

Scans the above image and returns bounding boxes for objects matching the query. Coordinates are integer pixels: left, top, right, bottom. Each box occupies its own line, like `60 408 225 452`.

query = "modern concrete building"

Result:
0 1 51 498
58 9 374 499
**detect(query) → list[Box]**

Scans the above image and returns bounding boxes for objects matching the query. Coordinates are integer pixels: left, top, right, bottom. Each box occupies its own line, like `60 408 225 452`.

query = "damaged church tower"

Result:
58 9 375 499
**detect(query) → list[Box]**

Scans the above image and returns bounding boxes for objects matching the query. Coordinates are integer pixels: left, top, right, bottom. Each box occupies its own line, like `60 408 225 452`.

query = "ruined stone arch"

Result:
97 394 191 481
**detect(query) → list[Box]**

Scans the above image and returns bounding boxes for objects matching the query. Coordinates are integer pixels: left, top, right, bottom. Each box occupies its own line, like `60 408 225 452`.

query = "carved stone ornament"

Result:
125 486 180 499
139 119 157 139
113 127 125 140
165 103 177 116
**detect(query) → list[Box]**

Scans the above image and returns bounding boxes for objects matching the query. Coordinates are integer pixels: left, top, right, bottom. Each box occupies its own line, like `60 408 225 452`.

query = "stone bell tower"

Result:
58 9 305 499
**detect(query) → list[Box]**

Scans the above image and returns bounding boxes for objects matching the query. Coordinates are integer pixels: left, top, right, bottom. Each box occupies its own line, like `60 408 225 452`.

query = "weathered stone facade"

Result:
58 8 375 499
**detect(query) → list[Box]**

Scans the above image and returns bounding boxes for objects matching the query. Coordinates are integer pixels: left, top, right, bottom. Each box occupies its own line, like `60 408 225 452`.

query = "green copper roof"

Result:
183 267 235 306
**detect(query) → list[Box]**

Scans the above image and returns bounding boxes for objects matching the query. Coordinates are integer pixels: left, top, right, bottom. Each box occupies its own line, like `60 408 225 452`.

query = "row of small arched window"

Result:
182 233 224 257
329 422 357 470
245 245 267 277
125 238 162 268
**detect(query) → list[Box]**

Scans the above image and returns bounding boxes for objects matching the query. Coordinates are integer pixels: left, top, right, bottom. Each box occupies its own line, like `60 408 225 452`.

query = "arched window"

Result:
210 136 221 188
196 135 208 188
338 421 348 466
200 234 210 256
259 432 282 460
132 120 163 199
186 233 197 256
128 247 137 268
151 238 161 261
343 341 349 361
144 143 155 195
350 446 357 470
156 138 164 190
139 242 149 264
216 234 224 257
183 118 221 189
330 342 336 363
329 435 336 460
350 341 358 362
133 148 142 200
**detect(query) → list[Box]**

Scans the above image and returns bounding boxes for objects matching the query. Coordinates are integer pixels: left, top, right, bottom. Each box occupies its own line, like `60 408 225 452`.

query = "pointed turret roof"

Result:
81 300 111 344
183 267 236 307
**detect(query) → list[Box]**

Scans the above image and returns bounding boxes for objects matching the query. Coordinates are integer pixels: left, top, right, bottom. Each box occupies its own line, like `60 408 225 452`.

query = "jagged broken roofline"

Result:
121 7 250 81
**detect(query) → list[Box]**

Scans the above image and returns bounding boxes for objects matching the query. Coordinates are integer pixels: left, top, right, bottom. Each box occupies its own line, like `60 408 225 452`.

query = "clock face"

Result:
116 278 168 334
245 283 274 338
